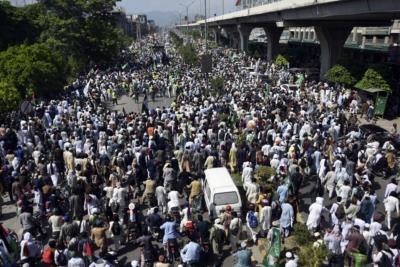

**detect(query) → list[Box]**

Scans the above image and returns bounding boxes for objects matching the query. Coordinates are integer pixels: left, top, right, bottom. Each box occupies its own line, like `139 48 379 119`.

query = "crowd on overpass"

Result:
0 32 399 267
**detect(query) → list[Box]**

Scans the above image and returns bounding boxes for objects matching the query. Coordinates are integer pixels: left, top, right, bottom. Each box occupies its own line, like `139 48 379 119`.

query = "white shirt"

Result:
68 257 86 267
369 222 382 237
339 185 352 201
330 202 340 225
168 190 180 202
285 259 298 267
384 183 397 198
384 195 400 214
354 218 366 232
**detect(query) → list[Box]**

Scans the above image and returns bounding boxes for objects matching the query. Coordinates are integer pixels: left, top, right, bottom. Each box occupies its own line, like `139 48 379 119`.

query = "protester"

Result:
1 31 400 267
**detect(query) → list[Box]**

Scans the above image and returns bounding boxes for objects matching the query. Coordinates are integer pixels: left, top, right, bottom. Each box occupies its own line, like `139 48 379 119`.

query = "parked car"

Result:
359 124 400 151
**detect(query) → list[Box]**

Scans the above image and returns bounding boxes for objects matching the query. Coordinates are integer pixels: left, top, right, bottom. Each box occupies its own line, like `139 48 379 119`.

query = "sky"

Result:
8 0 239 26
118 0 237 19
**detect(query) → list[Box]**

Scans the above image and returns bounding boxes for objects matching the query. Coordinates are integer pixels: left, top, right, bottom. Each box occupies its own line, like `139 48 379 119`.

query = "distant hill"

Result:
8 1 177 27
146 10 180 27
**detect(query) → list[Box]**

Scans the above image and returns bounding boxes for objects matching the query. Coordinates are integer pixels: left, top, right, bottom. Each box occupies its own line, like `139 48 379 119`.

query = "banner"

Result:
83 80 90 97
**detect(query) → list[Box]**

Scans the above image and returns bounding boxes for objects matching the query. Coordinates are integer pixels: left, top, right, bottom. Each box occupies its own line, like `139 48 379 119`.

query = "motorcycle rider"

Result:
146 207 163 240
180 237 202 267
136 232 157 266
160 215 181 261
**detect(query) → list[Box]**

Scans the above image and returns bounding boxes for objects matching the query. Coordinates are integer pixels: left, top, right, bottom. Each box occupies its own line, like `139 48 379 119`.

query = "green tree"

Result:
210 76 224 97
0 1 42 50
275 54 289 67
178 44 198 65
324 64 356 85
0 43 66 97
355 67 391 92
36 0 126 74
0 81 21 115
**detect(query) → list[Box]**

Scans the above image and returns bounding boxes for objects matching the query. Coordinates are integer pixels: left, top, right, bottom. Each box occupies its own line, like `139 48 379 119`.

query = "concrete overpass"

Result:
177 0 400 76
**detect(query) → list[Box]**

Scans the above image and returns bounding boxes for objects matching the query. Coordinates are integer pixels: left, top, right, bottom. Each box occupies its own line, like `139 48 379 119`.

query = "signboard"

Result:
201 54 212 73
374 93 389 116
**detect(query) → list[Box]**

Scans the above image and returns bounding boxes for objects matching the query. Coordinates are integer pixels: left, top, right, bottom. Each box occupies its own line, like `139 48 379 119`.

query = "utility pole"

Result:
180 1 196 35
204 0 207 51
222 0 225 15
204 0 209 94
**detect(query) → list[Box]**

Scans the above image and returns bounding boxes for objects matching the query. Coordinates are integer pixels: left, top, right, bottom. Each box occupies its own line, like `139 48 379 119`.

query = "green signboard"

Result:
374 93 389 116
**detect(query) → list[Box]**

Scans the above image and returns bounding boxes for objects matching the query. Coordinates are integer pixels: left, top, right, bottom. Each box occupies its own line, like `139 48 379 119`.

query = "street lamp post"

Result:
180 0 196 35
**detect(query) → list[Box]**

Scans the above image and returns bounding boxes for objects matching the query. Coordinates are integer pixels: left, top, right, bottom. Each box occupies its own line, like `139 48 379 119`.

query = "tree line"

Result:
0 0 129 114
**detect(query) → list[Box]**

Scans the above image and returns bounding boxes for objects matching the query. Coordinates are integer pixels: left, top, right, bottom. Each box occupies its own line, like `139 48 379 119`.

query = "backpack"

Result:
231 225 239 236
358 238 369 255
42 248 54 264
111 221 121 236
213 227 226 244
56 250 68 266
374 232 388 248
335 203 345 220
110 201 119 213
395 250 400 267
248 211 258 229
378 251 393 267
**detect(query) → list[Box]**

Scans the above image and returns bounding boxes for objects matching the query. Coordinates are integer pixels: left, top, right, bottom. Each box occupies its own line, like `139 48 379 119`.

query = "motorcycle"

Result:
164 238 179 264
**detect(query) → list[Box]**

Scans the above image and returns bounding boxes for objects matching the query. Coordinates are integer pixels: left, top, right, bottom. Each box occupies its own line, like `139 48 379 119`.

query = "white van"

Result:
203 167 242 218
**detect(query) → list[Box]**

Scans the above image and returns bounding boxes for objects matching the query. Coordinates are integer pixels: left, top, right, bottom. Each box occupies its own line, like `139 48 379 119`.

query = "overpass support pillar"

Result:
263 26 283 62
237 24 252 52
315 25 352 78
213 28 221 45
223 28 240 50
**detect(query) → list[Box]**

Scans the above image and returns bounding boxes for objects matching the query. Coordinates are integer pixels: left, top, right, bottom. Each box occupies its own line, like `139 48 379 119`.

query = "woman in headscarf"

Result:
229 143 238 173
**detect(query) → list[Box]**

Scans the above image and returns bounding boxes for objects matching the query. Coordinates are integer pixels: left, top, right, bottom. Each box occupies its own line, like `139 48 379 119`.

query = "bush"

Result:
255 166 276 192
293 223 312 245
298 243 329 267
275 54 289 67
255 164 275 179
355 67 391 92
324 64 356 85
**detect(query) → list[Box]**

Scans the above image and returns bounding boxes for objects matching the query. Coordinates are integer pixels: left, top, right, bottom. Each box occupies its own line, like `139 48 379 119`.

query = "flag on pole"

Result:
83 80 90 97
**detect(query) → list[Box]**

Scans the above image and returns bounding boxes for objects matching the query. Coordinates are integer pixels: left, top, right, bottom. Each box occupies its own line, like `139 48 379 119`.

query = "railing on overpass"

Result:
177 0 346 27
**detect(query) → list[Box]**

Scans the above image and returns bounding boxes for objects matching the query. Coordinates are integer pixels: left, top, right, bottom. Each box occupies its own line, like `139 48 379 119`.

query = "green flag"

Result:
263 227 282 267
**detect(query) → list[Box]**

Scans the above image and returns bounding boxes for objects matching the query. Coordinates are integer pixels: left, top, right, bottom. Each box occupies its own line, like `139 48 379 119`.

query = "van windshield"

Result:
214 192 239 206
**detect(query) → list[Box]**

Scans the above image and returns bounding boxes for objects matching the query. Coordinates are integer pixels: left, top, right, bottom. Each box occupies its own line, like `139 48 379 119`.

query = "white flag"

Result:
83 80 91 97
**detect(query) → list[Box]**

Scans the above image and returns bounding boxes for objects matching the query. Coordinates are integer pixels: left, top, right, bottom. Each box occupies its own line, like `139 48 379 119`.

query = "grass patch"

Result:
231 172 243 187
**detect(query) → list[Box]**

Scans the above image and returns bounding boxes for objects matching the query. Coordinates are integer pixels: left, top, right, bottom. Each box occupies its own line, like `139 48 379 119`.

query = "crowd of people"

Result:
0 31 399 267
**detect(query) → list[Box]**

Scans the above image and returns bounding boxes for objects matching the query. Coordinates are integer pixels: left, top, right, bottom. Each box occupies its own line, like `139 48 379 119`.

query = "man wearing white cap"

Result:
285 251 298 267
